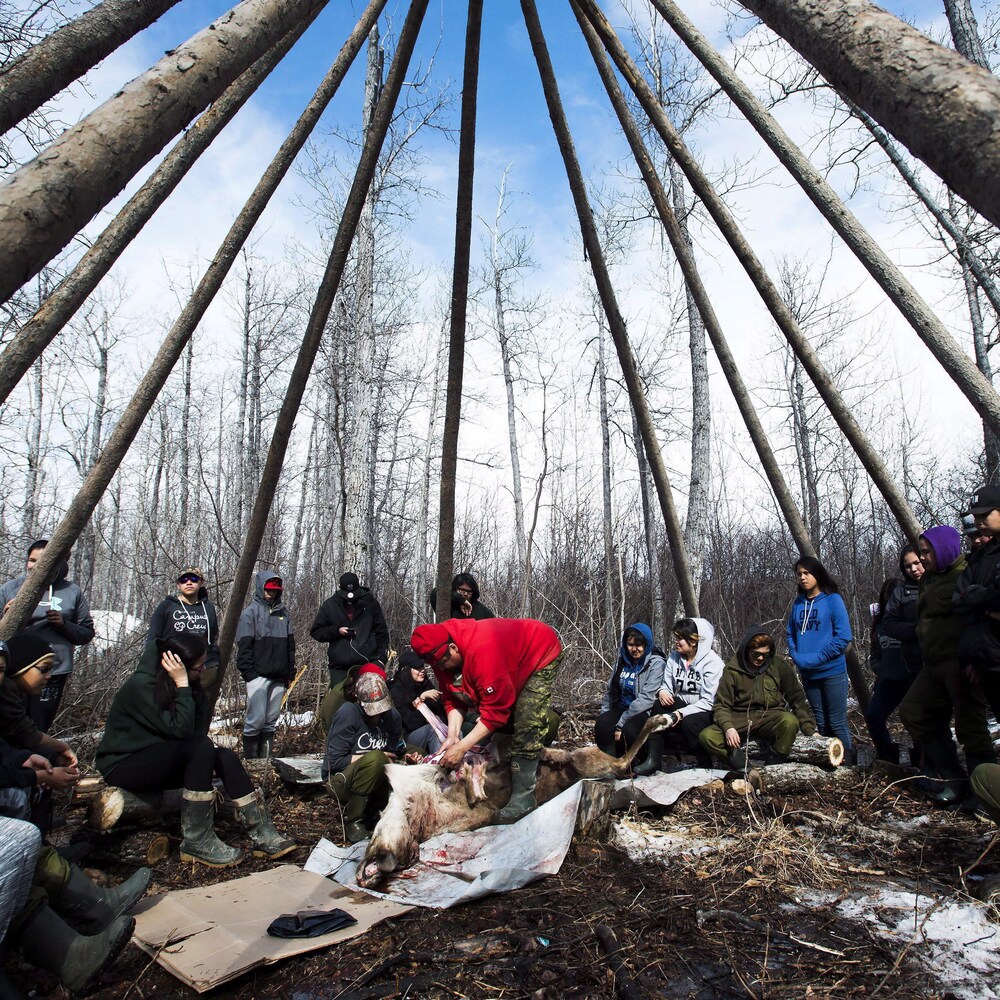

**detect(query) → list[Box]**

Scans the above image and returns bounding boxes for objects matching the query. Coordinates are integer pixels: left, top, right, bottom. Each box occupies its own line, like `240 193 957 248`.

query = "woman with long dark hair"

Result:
786 556 854 750
96 634 295 867
866 544 925 762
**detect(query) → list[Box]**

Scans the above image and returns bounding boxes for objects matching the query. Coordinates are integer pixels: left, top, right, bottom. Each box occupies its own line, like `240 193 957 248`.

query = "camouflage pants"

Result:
326 749 390 824
509 655 561 759
8 843 71 936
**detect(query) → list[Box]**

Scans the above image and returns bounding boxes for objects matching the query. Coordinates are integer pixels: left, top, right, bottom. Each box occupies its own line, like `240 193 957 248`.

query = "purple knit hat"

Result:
920 525 962 571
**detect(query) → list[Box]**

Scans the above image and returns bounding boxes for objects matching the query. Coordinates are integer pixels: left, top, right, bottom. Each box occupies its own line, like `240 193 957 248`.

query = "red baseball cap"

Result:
411 623 450 664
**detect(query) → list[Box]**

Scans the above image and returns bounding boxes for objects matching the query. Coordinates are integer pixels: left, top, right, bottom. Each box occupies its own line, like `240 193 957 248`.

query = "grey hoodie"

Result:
662 617 725 719
235 570 295 683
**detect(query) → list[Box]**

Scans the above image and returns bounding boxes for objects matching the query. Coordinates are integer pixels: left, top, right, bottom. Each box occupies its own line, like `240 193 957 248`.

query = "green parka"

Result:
95 642 209 778
712 624 816 735
916 554 967 663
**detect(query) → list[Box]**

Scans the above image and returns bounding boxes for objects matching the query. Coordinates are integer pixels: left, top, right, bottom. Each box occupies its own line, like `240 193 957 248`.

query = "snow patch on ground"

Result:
611 817 726 861
791 887 1000 998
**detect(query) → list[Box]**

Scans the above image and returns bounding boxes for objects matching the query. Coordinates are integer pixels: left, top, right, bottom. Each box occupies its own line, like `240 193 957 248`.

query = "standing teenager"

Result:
148 566 220 672
786 557 854 750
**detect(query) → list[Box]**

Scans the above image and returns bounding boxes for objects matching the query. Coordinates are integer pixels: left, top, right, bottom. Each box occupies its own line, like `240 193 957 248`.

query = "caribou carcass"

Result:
356 713 673 888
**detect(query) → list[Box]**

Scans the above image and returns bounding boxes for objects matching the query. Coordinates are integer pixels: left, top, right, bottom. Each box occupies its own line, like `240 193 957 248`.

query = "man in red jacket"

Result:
410 618 562 823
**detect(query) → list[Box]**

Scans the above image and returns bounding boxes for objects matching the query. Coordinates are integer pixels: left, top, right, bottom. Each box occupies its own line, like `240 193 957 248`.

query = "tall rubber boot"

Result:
14 904 134 994
233 790 296 858
496 756 539 824
180 790 243 867
242 734 259 759
56 865 152 934
633 733 664 777
727 747 748 772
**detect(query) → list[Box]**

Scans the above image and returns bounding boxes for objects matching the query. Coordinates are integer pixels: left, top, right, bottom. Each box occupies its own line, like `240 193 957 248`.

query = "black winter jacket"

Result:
311 587 389 671
953 537 1000 672
880 581 922 676
235 570 295 683
389 663 445 736
0 736 36 790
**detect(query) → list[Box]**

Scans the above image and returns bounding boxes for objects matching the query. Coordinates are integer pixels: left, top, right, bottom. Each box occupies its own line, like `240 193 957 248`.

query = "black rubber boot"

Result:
633 734 663 777
14 904 135 994
180 790 243 867
233 790 296 859
727 747 748 772
496 756 540 824
917 736 967 806
242 735 259 759
56 865 152 935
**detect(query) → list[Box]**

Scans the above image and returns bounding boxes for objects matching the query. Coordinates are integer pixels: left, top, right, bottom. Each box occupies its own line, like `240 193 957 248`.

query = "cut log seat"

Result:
748 733 844 768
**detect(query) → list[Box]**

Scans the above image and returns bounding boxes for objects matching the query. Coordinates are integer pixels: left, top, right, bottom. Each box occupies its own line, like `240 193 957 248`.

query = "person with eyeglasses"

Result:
698 624 817 771
147 566 220 673
0 634 80 794
0 539 95 732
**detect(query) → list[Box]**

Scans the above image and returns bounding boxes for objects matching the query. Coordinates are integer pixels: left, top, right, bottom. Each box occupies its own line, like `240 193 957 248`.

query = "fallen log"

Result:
731 763 859 798
87 784 234 832
87 829 172 867
748 733 844 768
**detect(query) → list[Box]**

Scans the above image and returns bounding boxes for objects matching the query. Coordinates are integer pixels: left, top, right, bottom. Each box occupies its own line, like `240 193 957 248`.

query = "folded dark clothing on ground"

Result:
266 907 357 939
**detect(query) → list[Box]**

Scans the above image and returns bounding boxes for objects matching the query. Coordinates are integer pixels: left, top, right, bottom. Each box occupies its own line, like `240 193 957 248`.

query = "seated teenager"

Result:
699 624 817 770
389 649 446 753
594 623 666 758
0 634 79 788
635 617 724 775
323 669 413 844
96 634 294 867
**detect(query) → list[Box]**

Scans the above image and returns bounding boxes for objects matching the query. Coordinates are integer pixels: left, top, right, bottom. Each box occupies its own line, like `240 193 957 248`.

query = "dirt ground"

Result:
9 718 1000 1000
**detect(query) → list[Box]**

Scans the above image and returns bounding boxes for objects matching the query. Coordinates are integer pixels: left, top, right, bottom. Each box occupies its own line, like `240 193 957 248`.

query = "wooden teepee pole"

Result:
0 17 318 408
576 0 922 543
650 0 1000 440
736 0 1000 230
0 0 389 643
570 1 813 560
0 0 331 304
521 0 699 616
0 0 182 136
435 0 484 625
213 0 431 689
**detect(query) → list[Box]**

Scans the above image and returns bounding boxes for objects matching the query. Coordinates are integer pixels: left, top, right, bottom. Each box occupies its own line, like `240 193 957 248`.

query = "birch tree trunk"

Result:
735 0 1000 229
597 316 616 645
179 339 192 534
343 29 382 580
632 405 663 638
670 160 710 602
943 0 990 69
0 0 182 137
24 361 44 537
0 0 332 303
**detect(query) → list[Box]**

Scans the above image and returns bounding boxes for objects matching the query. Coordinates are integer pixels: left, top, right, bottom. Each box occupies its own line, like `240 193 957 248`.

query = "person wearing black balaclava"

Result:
0 540 95 732
310 572 389 688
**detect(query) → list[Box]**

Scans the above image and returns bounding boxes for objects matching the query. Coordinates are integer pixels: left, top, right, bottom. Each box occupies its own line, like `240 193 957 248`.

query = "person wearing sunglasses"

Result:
698 624 817 771
147 566 220 673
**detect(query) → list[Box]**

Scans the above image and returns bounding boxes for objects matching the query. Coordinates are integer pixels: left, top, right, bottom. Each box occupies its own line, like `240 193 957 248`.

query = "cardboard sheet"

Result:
306 781 585 909
610 767 728 808
131 865 410 992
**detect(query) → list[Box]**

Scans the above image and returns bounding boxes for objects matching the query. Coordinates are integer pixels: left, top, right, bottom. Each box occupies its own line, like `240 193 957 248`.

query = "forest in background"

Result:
0 0 997 734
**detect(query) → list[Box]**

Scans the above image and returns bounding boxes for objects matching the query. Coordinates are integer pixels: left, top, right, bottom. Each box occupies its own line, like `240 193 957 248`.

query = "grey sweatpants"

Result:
244 676 286 737
0 817 40 942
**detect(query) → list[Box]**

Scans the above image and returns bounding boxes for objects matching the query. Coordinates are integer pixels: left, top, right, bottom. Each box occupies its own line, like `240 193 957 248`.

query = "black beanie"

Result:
6 633 54 677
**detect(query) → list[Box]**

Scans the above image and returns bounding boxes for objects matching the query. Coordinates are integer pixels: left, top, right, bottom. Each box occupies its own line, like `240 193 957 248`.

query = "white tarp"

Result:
306 781 586 909
611 767 727 808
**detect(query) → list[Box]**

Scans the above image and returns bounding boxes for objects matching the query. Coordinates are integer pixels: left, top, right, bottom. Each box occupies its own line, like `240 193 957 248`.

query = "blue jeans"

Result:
803 672 853 749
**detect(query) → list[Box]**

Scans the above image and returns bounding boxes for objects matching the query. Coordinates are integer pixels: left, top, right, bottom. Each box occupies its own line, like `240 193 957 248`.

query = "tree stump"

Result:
749 733 844 768
573 779 614 842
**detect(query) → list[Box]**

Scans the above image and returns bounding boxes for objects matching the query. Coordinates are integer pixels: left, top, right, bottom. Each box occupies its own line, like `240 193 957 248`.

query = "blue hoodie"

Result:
786 591 852 680
600 622 667 728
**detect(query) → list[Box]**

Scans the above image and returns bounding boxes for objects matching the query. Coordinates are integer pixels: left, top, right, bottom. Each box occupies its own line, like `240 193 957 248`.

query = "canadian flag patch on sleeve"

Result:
485 686 495 695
